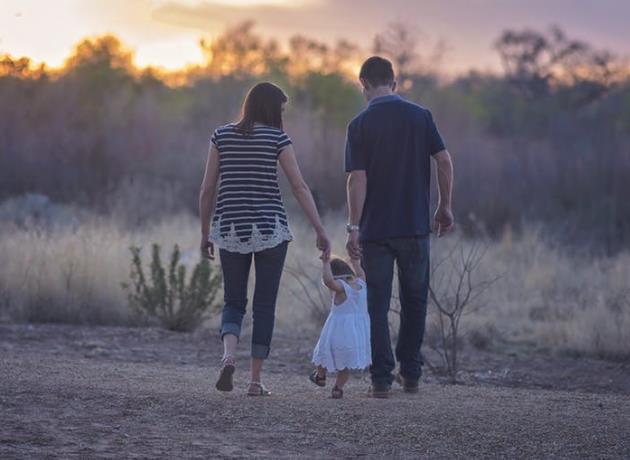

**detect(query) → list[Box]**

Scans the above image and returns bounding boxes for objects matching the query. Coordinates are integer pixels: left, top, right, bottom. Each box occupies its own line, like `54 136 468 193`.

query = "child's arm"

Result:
321 255 345 294
349 257 366 281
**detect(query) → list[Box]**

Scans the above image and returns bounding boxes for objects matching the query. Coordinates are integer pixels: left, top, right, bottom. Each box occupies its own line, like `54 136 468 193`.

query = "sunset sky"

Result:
1 0 629 74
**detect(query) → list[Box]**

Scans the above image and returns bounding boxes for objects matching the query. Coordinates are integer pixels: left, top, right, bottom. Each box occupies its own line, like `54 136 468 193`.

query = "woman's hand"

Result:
316 229 331 260
200 238 215 260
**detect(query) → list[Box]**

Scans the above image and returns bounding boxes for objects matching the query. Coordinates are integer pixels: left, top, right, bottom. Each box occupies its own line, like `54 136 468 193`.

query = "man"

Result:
345 56 454 398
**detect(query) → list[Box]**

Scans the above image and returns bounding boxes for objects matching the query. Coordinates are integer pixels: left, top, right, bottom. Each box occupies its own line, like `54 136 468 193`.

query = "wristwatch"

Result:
346 224 360 233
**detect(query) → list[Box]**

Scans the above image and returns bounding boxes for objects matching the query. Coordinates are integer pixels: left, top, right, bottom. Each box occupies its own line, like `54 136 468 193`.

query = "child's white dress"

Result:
312 278 372 371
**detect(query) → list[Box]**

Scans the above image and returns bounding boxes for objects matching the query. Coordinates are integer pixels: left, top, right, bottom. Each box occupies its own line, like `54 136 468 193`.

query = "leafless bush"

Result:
427 240 501 383
284 261 329 326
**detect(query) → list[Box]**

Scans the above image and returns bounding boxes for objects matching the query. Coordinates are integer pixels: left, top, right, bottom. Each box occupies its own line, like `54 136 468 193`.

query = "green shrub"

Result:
122 243 222 332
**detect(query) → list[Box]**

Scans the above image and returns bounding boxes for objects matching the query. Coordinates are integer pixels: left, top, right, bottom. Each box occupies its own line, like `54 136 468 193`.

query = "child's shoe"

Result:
309 369 326 387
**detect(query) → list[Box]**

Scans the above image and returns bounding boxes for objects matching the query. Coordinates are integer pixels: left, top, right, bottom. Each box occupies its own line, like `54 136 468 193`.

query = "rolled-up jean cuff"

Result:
220 322 241 341
251 343 270 359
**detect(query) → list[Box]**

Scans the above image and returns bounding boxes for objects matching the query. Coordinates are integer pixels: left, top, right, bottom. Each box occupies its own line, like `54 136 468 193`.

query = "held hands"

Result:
316 229 331 260
433 205 454 237
345 229 361 260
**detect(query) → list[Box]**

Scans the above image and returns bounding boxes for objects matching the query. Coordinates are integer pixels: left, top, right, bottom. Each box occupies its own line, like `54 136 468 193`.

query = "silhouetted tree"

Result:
495 25 622 105
373 21 444 93
200 21 287 78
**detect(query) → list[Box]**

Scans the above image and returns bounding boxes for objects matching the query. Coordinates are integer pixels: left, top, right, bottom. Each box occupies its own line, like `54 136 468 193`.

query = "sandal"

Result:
331 386 343 399
309 370 326 387
215 356 236 392
247 381 271 396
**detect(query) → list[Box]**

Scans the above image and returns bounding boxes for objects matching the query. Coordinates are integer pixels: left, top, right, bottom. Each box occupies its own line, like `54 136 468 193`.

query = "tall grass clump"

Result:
0 204 201 326
478 227 630 359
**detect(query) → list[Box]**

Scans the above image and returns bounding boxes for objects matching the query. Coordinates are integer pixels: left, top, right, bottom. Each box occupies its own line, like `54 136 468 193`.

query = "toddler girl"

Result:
310 253 371 398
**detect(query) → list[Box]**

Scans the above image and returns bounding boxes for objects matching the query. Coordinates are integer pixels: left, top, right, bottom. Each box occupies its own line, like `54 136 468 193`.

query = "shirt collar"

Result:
368 93 402 106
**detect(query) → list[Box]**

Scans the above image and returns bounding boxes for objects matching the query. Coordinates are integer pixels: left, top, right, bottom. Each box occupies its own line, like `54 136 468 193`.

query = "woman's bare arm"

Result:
199 144 220 258
279 144 331 258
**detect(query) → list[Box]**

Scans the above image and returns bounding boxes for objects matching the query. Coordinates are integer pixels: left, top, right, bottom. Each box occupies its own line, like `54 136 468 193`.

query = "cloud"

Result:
74 0 199 41
3 0 628 73
152 1 337 38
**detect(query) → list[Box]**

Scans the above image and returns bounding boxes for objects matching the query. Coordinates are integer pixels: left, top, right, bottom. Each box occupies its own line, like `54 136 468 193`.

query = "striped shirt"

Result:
209 123 293 253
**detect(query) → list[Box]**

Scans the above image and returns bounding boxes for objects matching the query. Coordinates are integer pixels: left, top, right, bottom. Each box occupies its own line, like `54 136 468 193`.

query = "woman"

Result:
199 82 330 396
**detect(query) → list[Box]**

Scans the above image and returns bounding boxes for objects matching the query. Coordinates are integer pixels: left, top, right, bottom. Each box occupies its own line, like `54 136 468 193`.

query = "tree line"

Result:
1 22 628 253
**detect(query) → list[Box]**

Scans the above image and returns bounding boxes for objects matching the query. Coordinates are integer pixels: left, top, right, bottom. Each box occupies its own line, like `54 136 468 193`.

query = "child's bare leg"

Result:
334 369 350 389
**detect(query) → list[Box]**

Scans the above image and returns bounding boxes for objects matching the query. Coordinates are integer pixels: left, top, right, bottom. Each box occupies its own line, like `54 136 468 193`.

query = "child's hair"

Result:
330 256 355 278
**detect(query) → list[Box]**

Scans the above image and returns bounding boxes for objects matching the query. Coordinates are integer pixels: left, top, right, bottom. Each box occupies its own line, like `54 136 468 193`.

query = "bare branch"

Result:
427 239 502 382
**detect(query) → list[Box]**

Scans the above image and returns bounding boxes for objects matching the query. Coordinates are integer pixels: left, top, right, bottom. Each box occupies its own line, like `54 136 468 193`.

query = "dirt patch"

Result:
1 324 629 459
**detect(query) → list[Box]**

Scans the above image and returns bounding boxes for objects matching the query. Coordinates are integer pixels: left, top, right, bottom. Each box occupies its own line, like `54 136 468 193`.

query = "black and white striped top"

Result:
209 123 293 253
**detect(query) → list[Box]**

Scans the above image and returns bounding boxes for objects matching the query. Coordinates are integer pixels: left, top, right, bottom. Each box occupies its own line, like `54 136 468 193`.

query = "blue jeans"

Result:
219 241 288 359
362 236 430 386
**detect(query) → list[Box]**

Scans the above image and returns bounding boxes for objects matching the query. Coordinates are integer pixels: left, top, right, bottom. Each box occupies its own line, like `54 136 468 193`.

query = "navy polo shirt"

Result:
344 94 446 241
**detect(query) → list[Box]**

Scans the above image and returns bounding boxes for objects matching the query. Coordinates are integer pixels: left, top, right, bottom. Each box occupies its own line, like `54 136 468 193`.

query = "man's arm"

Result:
432 149 454 237
346 170 367 258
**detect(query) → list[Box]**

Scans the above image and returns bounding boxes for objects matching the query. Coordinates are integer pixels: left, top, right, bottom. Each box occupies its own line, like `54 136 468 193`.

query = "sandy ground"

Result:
1 323 629 459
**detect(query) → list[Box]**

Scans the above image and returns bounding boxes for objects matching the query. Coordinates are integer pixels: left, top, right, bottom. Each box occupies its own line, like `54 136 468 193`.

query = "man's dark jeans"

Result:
219 241 288 359
362 236 430 387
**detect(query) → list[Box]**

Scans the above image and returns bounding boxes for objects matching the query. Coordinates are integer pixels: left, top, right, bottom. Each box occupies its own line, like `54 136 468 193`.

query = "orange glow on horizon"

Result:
1 0 628 77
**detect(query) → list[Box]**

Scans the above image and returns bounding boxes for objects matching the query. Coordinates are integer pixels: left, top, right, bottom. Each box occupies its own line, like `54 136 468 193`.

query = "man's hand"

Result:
346 230 362 259
433 206 454 237
200 238 215 260
432 150 454 238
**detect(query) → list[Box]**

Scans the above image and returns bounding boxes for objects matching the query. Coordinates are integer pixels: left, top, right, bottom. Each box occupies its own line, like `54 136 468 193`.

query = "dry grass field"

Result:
1 204 629 359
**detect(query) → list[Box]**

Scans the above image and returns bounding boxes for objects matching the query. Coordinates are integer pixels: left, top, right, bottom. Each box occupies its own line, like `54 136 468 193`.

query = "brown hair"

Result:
359 56 395 88
330 256 355 278
235 82 288 135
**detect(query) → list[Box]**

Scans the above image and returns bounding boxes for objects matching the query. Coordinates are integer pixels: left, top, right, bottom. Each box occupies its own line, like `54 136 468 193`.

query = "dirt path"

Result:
1 324 629 459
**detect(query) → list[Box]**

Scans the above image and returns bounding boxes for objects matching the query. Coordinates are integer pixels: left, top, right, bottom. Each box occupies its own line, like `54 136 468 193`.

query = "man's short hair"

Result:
359 56 395 87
